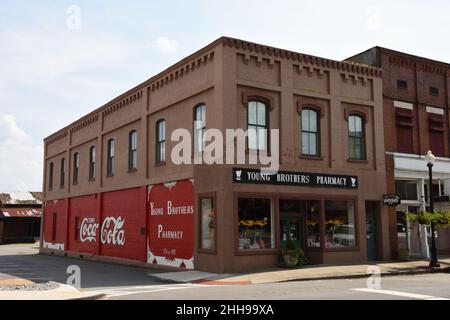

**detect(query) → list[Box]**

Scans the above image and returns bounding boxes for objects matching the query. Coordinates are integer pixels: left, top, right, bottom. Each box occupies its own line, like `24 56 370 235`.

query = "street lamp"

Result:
424 150 440 268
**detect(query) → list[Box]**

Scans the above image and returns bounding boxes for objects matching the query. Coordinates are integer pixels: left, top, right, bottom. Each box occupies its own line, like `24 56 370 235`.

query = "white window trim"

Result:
394 100 413 110
426 106 444 115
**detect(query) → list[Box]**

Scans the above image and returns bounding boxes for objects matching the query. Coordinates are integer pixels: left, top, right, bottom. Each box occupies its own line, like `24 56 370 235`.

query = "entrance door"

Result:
365 202 379 261
280 213 303 249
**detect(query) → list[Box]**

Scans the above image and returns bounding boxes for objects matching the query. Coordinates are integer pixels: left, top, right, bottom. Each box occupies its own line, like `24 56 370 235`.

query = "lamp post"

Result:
424 150 439 268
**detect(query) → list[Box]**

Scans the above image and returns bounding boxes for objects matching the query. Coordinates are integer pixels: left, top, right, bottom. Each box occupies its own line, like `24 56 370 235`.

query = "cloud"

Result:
152 37 178 54
0 115 43 191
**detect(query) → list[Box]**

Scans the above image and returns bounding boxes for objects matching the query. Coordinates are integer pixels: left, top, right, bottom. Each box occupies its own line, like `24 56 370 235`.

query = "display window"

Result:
324 200 356 248
238 198 274 250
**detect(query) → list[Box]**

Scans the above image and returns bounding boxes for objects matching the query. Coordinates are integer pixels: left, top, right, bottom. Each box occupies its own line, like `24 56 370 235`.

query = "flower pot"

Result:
398 249 410 261
282 250 299 268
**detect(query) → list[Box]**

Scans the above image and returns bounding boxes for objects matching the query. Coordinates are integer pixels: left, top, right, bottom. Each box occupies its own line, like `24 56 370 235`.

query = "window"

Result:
247 101 268 151
301 108 320 156
74 217 80 241
325 200 356 248
60 158 65 188
395 107 414 154
424 182 442 203
348 115 366 160
238 198 274 250
89 146 96 180
429 113 445 157
51 212 57 242
129 130 137 170
194 104 206 153
48 162 54 190
430 86 439 96
156 120 166 163
200 197 215 250
107 139 115 176
397 80 408 90
395 180 418 201
396 211 408 250
73 153 79 184
306 200 321 248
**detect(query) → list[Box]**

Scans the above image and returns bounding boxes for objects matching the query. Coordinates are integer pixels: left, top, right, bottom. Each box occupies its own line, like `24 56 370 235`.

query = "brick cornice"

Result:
220 37 382 78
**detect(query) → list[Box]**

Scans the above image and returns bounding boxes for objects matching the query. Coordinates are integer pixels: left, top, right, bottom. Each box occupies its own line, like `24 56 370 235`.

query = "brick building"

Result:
41 37 389 273
348 47 450 258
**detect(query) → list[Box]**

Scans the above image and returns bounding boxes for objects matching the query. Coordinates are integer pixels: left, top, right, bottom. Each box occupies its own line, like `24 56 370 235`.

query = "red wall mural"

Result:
67 194 100 255
147 179 195 269
100 187 147 262
42 199 68 251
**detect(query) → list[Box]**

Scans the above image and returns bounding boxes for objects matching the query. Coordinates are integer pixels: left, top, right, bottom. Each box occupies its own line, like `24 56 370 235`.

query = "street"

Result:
1 243 449 300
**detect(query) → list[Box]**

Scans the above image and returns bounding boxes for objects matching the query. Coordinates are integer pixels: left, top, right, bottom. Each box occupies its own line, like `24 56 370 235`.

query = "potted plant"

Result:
280 235 307 267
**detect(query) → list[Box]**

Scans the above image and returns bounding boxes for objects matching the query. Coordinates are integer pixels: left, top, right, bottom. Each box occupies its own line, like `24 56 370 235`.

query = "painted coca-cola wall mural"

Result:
147 179 195 269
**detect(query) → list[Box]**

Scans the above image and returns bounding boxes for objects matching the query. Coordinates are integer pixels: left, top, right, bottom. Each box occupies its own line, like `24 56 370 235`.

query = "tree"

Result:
405 210 450 229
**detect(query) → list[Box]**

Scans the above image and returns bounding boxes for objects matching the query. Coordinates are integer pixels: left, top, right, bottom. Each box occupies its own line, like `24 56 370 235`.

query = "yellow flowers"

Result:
240 219 268 228
326 218 344 226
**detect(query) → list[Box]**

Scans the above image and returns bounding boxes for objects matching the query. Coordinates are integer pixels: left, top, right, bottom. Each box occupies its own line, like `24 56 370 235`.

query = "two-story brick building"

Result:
348 47 450 259
40 37 389 273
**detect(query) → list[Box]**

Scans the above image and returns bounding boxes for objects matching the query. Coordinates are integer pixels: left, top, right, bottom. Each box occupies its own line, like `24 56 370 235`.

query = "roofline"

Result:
346 46 450 68
44 36 382 142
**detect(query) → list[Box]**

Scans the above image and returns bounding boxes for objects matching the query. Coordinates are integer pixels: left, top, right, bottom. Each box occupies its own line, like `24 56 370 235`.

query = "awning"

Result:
0 208 42 218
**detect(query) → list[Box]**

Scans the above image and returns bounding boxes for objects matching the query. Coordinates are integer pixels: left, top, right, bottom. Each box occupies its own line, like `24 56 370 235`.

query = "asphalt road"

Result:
1 243 450 300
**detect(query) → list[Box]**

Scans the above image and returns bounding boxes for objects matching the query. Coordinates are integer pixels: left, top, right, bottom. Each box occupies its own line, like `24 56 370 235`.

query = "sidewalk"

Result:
0 283 105 300
150 258 450 285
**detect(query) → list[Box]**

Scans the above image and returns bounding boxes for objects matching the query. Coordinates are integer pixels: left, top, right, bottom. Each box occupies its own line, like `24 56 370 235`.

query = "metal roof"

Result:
0 207 42 218
0 192 43 205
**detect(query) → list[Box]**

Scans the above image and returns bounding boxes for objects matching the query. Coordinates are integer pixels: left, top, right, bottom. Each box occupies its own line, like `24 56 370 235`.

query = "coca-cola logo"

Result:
80 218 99 243
101 216 126 246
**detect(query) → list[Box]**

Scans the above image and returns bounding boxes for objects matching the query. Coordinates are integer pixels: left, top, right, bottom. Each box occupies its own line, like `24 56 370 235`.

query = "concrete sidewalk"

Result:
150 258 450 285
0 283 105 300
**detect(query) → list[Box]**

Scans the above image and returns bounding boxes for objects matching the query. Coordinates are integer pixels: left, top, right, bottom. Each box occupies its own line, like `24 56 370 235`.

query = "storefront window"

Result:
200 197 215 251
238 198 274 250
325 200 356 248
395 180 418 201
306 200 321 248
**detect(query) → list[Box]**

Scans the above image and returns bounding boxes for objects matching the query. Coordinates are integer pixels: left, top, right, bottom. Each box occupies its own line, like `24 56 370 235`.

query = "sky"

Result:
0 0 449 191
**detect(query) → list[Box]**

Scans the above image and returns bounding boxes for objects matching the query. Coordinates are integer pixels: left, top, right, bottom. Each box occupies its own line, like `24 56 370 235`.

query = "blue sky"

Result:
1 0 449 191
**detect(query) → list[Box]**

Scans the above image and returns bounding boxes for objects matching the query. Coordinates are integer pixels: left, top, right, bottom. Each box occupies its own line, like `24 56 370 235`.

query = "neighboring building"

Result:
0 192 42 244
41 37 388 273
347 47 450 258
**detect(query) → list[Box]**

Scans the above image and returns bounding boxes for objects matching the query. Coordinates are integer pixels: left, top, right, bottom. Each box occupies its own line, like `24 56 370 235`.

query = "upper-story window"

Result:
107 139 115 176
156 120 166 163
348 115 366 160
194 104 206 153
89 146 96 180
397 80 408 90
301 108 320 156
60 158 65 188
48 162 54 190
129 130 137 170
247 100 268 151
430 86 439 96
73 153 79 185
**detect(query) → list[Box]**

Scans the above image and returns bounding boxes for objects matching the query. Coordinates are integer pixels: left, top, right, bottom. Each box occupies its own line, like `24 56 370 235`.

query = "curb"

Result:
68 293 107 301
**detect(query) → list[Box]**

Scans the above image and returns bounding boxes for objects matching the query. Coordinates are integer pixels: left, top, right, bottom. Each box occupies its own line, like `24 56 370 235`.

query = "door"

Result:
280 213 303 249
366 211 377 261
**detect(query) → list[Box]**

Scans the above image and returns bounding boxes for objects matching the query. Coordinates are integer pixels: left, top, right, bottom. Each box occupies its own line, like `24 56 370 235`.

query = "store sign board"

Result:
383 194 401 207
147 180 195 269
233 168 358 189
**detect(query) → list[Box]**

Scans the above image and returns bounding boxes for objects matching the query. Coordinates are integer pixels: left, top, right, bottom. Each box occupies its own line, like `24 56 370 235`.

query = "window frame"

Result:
48 162 54 191
193 104 207 154
300 107 321 157
198 192 217 254
156 119 166 164
247 99 270 152
106 139 115 177
89 146 96 181
347 113 367 161
60 158 65 188
72 152 79 185
128 130 138 171
235 194 276 255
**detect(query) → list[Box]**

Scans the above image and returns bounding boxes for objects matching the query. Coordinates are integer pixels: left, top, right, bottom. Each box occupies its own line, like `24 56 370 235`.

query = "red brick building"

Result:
41 37 390 273
348 47 450 258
